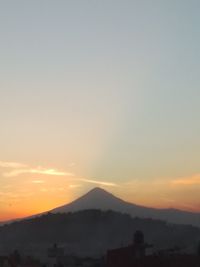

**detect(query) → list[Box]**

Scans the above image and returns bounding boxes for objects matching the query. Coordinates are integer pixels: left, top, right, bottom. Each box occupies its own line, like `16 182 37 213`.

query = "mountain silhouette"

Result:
0 210 199 257
51 187 129 212
51 187 200 227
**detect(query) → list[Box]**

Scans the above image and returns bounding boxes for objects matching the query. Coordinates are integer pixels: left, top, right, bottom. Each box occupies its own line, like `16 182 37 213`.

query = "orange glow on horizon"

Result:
0 160 199 221
1 193 199 222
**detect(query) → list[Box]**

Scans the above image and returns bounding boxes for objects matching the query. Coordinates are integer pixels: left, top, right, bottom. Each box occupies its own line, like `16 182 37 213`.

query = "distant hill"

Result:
0 210 199 257
51 187 200 227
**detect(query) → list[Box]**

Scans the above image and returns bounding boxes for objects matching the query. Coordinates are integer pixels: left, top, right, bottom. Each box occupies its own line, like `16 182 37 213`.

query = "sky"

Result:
0 0 200 220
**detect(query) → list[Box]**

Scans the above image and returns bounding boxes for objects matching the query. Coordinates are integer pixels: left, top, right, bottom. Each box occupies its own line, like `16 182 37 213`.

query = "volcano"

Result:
51 187 200 227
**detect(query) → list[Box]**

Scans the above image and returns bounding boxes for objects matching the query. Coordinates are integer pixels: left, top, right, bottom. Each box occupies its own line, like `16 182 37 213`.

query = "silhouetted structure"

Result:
106 230 200 267
48 244 64 258
198 241 200 256
10 250 21 266
47 244 64 267
0 251 40 267
106 230 152 267
133 230 146 259
0 256 10 267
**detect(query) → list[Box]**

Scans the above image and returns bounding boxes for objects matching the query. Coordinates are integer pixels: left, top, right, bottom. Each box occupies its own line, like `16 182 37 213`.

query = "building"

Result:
106 231 200 267
106 230 152 267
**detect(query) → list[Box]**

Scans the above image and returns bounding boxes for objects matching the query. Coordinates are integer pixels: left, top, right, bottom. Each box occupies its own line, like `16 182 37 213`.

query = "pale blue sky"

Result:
0 1 200 218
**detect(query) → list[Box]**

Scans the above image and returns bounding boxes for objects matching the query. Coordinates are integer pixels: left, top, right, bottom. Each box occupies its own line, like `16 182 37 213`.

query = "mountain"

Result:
51 187 200 227
0 210 199 257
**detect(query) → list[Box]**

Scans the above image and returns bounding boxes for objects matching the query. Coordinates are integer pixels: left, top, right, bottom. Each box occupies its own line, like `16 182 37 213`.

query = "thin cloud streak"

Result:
3 168 74 177
31 168 73 176
0 161 27 168
0 161 117 188
78 178 118 187
69 184 82 189
31 180 45 184
0 160 74 177
171 174 200 186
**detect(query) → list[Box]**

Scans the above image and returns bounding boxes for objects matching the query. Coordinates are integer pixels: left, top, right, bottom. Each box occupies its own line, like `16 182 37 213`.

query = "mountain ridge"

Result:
50 187 200 227
0 210 199 257
1 187 199 227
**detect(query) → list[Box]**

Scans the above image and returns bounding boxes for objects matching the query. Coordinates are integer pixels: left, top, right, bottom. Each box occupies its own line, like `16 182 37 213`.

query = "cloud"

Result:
69 162 76 167
0 161 27 168
0 161 117 189
78 178 117 187
3 169 29 177
125 174 200 188
30 168 73 176
69 184 82 189
171 174 200 186
0 160 74 177
31 180 45 184
0 160 75 177
40 188 49 192
3 167 74 177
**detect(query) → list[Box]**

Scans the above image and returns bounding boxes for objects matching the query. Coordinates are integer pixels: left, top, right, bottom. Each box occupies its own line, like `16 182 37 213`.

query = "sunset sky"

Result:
0 1 200 221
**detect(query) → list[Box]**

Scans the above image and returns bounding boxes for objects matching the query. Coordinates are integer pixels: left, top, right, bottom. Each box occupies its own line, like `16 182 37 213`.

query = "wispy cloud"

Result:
0 161 117 188
40 188 49 192
3 168 74 177
0 160 74 177
69 184 82 189
0 161 27 168
31 180 45 184
78 178 117 187
69 162 76 167
171 174 200 186
30 168 73 176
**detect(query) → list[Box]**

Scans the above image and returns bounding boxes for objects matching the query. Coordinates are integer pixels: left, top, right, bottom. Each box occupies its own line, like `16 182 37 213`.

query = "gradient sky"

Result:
0 0 200 220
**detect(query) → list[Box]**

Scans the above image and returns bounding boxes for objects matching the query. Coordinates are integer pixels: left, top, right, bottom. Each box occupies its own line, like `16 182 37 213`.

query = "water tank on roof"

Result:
133 230 144 245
